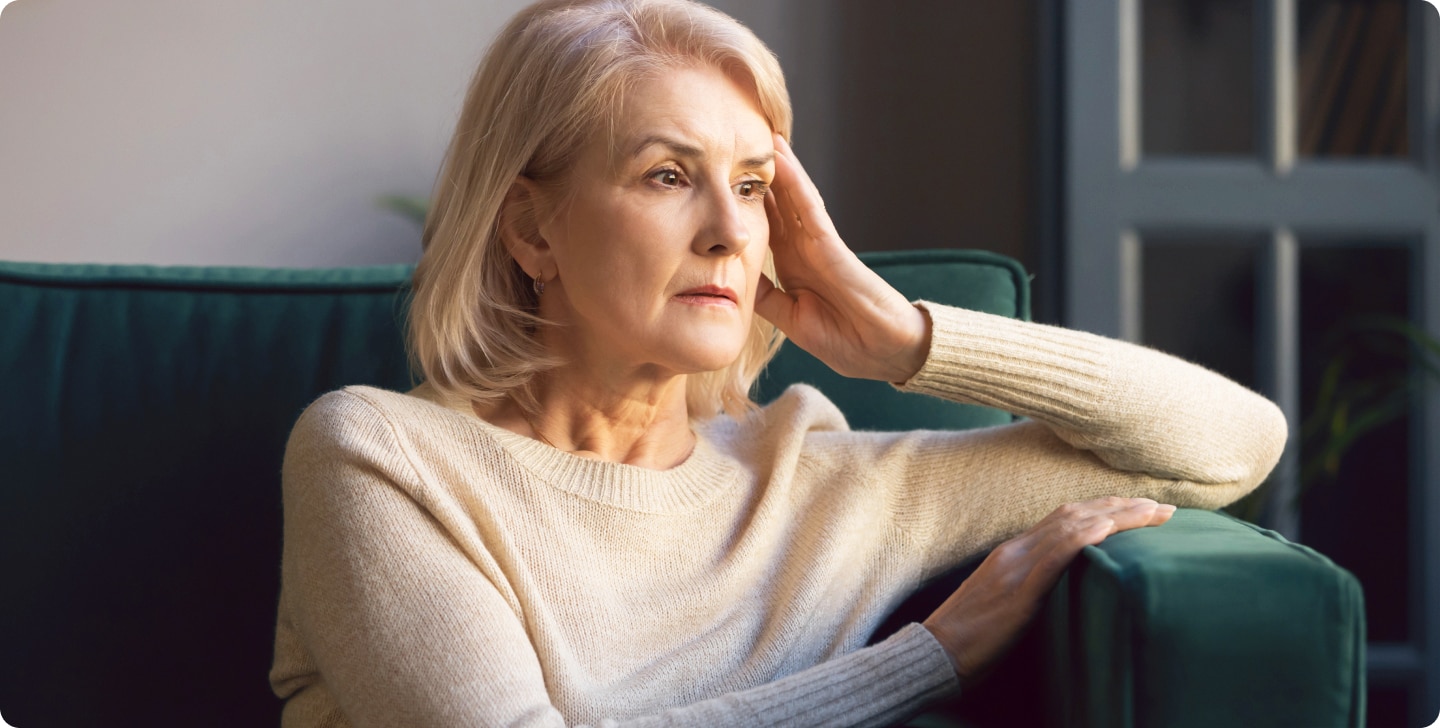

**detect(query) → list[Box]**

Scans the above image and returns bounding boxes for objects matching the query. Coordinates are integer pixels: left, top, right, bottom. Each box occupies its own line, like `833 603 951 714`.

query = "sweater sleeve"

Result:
272 392 959 728
879 301 1288 571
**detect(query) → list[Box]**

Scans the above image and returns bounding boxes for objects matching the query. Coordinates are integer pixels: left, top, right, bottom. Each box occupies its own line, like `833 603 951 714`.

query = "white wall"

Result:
0 1 1037 270
0 0 842 267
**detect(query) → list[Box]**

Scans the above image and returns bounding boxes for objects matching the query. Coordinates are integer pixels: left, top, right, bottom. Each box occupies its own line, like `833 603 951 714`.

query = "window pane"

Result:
1367 683 1415 728
1142 0 1256 157
1296 244 1412 642
1297 0 1409 158
1140 237 1259 389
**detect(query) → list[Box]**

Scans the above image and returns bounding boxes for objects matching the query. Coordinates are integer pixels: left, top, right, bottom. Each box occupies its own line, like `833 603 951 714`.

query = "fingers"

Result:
773 135 820 198
1104 498 1173 532
1021 516 1112 592
764 185 785 238
1149 503 1178 525
1036 496 1172 530
769 135 835 239
923 497 1179 686
752 273 795 332
1019 497 1175 579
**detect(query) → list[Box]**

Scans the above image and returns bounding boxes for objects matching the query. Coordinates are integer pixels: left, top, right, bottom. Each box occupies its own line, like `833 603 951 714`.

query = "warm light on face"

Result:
535 65 776 379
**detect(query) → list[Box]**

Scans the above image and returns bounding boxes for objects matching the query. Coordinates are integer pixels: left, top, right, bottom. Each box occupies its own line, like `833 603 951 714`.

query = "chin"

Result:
682 351 746 375
651 320 747 370
669 339 748 374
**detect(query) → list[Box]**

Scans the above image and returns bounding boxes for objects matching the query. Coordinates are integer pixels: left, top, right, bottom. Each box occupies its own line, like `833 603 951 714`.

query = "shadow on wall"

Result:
826 0 1038 276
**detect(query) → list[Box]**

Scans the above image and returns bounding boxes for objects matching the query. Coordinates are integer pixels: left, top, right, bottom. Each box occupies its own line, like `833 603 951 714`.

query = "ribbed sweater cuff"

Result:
896 301 1110 427
625 624 957 727
732 623 960 727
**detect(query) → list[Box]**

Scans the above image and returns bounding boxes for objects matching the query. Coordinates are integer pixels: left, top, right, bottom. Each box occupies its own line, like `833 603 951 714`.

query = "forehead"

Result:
609 65 773 157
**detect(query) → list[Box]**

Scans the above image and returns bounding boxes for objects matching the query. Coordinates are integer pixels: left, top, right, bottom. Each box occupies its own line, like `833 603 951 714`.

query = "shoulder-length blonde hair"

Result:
408 0 792 420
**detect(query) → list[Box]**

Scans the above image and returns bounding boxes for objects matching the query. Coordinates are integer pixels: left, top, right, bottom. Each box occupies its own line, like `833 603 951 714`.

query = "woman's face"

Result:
535 65 775 379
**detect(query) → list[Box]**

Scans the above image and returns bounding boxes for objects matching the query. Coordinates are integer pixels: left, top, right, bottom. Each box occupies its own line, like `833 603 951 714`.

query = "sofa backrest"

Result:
0 249 1027 726
0 263 415 727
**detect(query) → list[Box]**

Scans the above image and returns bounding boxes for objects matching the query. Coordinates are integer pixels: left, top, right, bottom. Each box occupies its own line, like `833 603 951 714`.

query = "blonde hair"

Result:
409 0 792 419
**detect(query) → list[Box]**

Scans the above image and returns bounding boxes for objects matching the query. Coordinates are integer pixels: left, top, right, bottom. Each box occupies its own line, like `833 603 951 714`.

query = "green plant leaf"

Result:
377 195 431 225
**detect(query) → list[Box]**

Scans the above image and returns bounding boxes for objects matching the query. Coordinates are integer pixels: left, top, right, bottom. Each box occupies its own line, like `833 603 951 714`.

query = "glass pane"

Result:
1140 238 1259 390
1297 0 1410 157
1296 244 1412 642
1367 683 1414 728
1142 0 1256 157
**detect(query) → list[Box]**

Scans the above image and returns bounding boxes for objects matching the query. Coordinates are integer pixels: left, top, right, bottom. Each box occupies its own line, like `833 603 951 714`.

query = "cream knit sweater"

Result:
269 302 1288 727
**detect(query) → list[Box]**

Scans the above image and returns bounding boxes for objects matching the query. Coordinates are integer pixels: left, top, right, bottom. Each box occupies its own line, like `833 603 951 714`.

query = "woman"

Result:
268 0 1288 725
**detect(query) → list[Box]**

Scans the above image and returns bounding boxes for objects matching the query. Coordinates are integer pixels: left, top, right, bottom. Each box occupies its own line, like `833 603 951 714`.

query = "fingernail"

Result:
1160 504 1178 513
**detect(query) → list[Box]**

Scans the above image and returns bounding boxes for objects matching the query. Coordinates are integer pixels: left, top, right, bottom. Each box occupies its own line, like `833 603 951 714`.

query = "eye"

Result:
735 180 768 200
649 168 683 188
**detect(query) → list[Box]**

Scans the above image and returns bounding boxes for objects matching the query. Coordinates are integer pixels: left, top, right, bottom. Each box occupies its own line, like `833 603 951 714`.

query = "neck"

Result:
478 366 696 470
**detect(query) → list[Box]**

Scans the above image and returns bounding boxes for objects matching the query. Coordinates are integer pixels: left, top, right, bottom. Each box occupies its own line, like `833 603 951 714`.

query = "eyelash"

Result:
735 180 769 201
648 167 769 201
650 168 684 188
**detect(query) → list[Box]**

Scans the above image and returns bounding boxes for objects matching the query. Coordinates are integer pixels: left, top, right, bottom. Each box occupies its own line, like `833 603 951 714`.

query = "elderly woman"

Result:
268 0 1287 725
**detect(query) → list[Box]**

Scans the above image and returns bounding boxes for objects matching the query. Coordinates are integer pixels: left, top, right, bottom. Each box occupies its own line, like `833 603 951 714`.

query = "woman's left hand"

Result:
755 134 931 383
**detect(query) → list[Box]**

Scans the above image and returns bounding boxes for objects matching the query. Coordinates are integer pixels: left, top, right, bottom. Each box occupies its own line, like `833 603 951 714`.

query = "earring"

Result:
533 276 546 296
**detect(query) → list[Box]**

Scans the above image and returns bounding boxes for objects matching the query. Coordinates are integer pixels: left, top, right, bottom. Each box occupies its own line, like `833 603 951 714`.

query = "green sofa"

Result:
0 250 1365 727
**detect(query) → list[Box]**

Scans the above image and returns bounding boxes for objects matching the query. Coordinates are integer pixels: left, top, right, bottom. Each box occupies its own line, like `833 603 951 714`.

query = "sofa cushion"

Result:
0 262 414 726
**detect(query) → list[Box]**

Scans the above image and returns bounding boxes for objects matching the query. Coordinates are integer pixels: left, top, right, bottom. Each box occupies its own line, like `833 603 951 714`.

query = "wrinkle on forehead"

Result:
599 65 773 171
623 133 774 172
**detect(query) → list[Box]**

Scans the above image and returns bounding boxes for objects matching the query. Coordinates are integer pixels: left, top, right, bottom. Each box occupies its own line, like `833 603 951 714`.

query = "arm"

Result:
902 301 1287 492
756 134 1288 691
755 133 1285 567
274 393 960 728
876 301 1287 572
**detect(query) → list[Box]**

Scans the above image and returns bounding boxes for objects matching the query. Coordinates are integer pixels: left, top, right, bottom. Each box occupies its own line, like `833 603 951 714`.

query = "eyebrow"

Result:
630 134 775 170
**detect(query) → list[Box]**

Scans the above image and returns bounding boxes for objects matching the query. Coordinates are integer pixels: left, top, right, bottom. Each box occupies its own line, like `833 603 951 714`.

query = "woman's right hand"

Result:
756 135 931 384
921 496 1176 686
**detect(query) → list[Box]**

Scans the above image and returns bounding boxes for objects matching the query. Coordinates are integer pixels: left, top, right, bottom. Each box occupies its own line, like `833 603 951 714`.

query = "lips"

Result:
675 285 739 305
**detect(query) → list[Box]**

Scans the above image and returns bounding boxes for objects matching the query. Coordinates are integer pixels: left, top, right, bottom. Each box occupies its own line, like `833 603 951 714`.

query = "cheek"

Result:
554 198 640 273
743 208 771 284
556 208 681 315
747 195 771 238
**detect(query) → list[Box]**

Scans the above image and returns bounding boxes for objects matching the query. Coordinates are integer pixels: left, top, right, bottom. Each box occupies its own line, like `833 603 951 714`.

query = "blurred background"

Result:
1 0 1437 725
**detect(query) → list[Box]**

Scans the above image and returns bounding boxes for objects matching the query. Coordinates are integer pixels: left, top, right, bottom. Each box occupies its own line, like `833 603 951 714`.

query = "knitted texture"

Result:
269 303 1288 727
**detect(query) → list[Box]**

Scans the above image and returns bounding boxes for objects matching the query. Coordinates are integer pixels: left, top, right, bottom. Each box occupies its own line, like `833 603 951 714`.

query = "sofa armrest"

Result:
888 508 1365 728
1044 508 1366 728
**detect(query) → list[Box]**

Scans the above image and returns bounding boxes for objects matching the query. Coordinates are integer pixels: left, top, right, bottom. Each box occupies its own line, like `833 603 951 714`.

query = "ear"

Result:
497 175 553 281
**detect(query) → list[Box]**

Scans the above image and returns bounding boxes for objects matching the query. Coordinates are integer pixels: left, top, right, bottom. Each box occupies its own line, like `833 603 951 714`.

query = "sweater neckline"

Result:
399 383 746 514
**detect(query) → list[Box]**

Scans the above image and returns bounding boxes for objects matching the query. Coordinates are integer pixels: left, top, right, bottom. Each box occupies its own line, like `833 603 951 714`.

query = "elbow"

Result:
1252 396 1290 484
1224 395 1291 503
1155 393 1290 511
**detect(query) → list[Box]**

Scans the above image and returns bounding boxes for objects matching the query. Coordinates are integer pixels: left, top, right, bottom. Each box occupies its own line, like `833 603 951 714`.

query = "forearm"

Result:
896 301 1288 490
609 624 958 728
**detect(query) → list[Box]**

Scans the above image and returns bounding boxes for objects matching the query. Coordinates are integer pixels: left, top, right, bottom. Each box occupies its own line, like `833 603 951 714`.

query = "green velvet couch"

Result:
0 250 1365 727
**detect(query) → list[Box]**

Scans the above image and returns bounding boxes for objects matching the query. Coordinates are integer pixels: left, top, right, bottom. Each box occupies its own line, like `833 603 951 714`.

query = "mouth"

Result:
674 285 739 306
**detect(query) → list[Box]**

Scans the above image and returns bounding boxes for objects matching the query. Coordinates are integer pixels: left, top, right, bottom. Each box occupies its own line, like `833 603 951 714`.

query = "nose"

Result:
692 185 751 257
